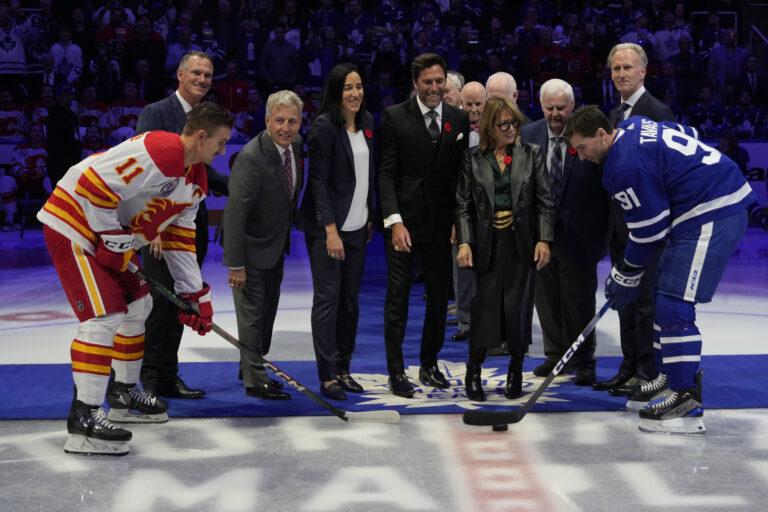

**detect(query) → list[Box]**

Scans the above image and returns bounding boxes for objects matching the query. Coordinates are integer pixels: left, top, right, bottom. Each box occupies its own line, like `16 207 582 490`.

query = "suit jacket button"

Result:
521 184 528 191
518 201 525 207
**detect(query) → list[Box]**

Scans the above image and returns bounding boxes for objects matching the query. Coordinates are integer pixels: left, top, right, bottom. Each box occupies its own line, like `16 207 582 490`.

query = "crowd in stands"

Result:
0 0 767 177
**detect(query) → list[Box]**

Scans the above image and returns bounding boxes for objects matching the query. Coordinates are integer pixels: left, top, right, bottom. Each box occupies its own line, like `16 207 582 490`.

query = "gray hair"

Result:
485 72 517 99
607 43 648 68
266 90 304 117
446 72 462 90
178 51 213 71
539 78 574 103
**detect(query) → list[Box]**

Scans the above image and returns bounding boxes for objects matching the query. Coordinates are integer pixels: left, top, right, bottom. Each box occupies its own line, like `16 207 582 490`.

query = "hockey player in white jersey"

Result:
564 105 756 434
37 102 234 455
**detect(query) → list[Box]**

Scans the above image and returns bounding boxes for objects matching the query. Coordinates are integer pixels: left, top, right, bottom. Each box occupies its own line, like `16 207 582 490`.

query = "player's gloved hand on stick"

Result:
605 262 645 311
178 284 213 335
96 230 135 272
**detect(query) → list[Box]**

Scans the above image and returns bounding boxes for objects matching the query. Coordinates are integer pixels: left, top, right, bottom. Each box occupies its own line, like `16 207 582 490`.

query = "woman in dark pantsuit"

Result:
455 97 556 401
298 63 376 401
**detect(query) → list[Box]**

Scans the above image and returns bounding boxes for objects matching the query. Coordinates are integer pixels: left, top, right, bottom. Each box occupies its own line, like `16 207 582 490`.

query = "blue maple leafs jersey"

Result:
604 117 756 266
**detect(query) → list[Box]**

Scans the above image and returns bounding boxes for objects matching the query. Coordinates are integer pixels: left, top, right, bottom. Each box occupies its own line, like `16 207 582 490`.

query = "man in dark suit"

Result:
521 79 610 386
596 43 675 397
222 90 305 400
46 83 81 186
137 51 229 399
732 54 768 108
378 52 470 397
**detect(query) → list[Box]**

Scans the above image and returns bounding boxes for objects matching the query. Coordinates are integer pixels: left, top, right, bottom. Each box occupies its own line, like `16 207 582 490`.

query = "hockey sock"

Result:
653 323 663 373
111 295 151 384
72 312 124 404
656 294 701 391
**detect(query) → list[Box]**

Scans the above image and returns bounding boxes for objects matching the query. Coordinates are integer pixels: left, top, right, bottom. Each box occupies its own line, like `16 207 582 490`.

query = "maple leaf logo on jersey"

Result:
130 197 191 241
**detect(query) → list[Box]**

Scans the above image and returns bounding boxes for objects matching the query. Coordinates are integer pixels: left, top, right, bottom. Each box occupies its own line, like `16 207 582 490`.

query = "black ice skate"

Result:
65 399 132 456
626 373 672 411
638 371 705 435
107 371 169 423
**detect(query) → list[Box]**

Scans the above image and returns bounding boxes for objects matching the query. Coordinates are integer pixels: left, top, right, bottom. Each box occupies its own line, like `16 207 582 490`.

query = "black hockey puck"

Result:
492 424 508 431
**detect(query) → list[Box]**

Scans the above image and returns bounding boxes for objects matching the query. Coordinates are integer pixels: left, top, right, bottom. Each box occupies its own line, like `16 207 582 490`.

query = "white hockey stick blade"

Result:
344 410 401 423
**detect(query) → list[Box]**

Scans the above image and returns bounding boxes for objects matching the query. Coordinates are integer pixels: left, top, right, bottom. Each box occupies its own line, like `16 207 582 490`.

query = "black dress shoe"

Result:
573 364 597 386
158 376 205 399
419 366 449 389
451 329 469 342
388 373 414 398
504 358 524 399
337 374 364 393
245 384 291 400
609 375 642 396
533 359 556 377
270 379 284 389
464 364 486 401
592 372 633 391
487 342 510 357
320 382 347 400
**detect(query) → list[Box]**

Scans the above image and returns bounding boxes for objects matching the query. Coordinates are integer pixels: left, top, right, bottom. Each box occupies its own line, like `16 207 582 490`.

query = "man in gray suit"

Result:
222 90 305 400
137 51 229 399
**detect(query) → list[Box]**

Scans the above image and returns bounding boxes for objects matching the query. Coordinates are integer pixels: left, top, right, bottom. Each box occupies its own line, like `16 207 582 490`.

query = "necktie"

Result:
550 136 563 203
750 74 757 90
283 148 293 198
470 123 479 131
613 102 631 128
426 110 440 142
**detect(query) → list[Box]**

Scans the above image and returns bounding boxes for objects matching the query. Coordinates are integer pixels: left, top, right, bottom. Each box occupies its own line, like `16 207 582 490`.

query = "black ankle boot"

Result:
504 356 523 399
465 364 486 401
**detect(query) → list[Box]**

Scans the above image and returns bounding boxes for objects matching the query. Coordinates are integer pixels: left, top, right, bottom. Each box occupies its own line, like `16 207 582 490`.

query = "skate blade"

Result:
107 408 169 424
64 435 129 456
638 416 706 435
626 399 649 412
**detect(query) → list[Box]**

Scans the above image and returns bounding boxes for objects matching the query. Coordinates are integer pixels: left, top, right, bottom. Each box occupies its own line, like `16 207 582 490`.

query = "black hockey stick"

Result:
463 299 613 426
128 262 399 424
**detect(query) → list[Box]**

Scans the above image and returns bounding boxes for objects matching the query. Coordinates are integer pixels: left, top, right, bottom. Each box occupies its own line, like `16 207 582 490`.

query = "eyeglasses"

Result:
495 121 520 132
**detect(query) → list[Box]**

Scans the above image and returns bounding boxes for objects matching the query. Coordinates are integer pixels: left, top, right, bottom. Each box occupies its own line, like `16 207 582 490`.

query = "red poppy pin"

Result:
365 129 372 138
503 155 512 164
444 122 452 132
568 147 577 155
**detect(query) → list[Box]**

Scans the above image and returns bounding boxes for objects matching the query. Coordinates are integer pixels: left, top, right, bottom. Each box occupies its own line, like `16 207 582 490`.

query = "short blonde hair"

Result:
478 97 523 151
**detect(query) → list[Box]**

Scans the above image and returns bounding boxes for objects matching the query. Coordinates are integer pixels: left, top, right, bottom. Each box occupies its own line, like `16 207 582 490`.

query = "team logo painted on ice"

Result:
352 361 570 410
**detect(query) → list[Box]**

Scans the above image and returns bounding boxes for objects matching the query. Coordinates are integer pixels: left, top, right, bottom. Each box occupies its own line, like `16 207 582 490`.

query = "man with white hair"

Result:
448 81 485 343
485 71 532 124
520 78 610 385
443 70 463 107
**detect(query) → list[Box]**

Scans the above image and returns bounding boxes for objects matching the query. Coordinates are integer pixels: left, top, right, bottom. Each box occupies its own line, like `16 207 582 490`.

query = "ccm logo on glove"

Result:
96 231 135 272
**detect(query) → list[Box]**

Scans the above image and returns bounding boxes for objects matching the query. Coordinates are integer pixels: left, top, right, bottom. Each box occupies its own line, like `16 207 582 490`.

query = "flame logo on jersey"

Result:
192 187 204 200
130 197 191 241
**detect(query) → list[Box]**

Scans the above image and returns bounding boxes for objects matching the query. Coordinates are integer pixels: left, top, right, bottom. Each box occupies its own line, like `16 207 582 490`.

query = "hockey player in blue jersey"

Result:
564 105 757 434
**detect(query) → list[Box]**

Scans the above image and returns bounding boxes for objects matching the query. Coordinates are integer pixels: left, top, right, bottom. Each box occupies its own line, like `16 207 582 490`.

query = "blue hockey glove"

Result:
605 263 645 311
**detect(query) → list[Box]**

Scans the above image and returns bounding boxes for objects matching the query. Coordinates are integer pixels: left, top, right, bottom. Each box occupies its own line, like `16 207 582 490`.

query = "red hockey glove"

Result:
96 231 135 272
178 284 213 335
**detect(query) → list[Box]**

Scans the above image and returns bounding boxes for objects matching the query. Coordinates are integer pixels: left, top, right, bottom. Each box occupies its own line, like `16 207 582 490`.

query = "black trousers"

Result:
383 233 451 374
468 226 528 365
233 258 284 387
535 230 599 366
305 227 367 382
140 205 208 388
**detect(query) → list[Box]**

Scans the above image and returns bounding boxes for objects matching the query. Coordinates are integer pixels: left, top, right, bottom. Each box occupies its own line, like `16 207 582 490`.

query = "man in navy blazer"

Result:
137 51 229 399
596 43 675 397
378 53 469 397
521 79 610 385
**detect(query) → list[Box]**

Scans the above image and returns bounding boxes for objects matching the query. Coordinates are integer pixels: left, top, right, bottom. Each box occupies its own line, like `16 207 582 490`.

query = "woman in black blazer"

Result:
455 97 556 401
299 63 376 401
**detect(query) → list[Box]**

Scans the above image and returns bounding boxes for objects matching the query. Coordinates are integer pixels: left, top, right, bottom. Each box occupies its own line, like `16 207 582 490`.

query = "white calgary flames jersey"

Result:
38 130 207 294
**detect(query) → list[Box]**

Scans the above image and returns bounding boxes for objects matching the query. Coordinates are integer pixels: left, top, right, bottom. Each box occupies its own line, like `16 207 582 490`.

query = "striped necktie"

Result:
550 136 563 203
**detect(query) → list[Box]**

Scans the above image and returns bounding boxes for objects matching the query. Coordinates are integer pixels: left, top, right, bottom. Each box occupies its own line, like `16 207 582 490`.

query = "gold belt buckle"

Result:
493 210 514 230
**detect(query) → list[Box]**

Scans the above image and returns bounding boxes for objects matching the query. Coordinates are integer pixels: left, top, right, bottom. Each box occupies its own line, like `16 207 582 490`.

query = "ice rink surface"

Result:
2 228 768 512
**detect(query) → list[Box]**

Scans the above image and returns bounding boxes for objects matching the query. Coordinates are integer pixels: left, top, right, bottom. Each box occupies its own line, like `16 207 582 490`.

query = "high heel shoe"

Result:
465 364 486 401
